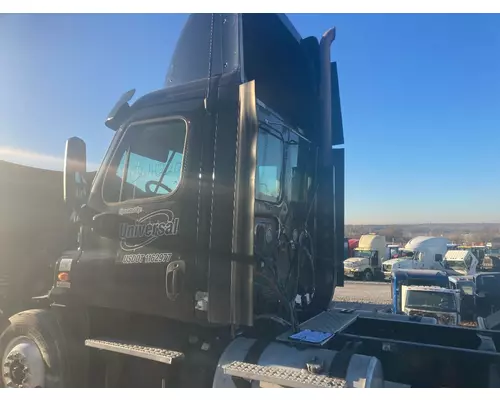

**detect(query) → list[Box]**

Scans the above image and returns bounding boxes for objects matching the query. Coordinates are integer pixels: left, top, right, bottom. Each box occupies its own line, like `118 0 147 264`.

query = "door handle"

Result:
166 260 186 301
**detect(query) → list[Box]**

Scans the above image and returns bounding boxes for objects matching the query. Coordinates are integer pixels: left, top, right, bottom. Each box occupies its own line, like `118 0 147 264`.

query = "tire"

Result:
0 309 68 388
363 269 374 281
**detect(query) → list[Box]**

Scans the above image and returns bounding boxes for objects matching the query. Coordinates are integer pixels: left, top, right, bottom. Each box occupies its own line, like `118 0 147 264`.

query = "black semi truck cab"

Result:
0 14 349 388
4 14 500 390
52 13 345 328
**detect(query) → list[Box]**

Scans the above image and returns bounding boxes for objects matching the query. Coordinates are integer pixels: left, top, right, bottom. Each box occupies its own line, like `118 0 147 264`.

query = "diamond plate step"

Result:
85 338 184 365
222 361 347 388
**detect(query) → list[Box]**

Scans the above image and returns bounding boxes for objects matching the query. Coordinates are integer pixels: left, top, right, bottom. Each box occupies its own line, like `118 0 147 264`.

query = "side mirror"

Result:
64 137 88 211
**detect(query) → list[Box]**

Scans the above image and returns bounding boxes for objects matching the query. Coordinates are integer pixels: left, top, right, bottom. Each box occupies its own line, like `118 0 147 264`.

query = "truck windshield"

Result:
353 250 372 258
406 291 457 312
103 118 187 203
400 250 414 258
446 260 467 271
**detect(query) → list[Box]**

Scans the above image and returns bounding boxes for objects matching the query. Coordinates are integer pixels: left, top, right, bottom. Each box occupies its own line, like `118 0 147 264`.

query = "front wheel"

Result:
363 269 374 281
0 310 68 388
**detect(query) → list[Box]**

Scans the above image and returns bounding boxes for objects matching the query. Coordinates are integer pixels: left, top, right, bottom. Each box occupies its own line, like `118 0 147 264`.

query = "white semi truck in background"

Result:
383 237 478 277
382 236 448 277
343 234 386 281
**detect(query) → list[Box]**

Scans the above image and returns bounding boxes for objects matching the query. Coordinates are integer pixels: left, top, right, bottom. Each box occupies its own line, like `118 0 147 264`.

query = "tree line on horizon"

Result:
345 223 500 246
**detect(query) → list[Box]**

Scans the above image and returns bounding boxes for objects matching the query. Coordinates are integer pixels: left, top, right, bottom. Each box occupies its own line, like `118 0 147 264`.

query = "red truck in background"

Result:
344 238 359 259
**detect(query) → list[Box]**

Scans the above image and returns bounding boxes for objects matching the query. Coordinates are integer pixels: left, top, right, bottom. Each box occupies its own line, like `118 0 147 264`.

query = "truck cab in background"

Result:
347 238 359 259
472 273 500 318
343 234 385 281
448 275 475 322
385 244 400 260
459 246 486 268
391 269 450 314
444 249 478 276
402 286 461 326
448 273 500 322
482 250 500 272
382 236 448 277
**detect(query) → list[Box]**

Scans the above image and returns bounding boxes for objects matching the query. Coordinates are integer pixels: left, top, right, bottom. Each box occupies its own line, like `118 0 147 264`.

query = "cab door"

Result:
70 89 209 323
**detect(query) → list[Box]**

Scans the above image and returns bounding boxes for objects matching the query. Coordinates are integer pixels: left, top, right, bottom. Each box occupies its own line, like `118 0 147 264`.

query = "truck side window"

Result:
103 119 187 203
435 254 443 262
255 129 284 202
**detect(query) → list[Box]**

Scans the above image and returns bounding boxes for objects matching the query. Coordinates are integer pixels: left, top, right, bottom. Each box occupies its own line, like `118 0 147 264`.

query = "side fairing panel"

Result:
207 80 257 326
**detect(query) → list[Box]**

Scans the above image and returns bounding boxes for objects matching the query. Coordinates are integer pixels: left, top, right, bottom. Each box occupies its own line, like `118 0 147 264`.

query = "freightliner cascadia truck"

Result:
1 14 500 389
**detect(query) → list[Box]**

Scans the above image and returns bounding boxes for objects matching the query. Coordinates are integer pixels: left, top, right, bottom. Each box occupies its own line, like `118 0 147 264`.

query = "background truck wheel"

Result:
363 269 374 281
0 309 68 388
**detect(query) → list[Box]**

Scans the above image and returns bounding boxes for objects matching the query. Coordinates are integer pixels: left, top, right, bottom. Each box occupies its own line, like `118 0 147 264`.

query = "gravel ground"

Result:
330 280 392 312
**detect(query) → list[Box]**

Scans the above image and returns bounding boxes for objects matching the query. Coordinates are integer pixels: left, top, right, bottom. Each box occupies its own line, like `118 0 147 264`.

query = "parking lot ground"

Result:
330 280 391 312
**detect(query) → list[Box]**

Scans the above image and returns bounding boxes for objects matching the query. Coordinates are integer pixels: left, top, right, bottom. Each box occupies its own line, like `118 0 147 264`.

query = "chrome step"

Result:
85 338 184 365
222 361 347 388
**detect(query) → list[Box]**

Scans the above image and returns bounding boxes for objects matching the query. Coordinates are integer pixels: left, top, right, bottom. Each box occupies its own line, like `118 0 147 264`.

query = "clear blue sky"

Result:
1 13 499 224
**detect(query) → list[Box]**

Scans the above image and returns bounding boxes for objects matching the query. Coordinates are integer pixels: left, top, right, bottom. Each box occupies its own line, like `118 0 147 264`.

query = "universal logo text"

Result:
119 209 180 251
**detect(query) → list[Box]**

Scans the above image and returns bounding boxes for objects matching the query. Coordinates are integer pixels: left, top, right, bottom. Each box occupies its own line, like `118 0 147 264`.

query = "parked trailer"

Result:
2 14 500 389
